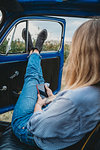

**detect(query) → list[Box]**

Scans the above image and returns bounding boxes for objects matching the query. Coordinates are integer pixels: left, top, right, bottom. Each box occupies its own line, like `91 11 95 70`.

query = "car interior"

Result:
0 0 100 150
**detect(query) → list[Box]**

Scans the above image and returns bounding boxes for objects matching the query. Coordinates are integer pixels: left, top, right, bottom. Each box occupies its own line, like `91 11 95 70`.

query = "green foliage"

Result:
0 39 8 54
64 43 70 61
0 39 25 54
0 39 70 61
10 40 25 53
43 42 59 51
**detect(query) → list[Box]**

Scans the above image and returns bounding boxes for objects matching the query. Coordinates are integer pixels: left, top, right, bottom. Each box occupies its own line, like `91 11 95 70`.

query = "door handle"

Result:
0 86 7 91
10 71 19 79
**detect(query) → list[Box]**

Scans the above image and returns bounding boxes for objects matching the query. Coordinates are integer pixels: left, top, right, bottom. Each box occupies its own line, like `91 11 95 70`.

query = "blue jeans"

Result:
12 53 44 146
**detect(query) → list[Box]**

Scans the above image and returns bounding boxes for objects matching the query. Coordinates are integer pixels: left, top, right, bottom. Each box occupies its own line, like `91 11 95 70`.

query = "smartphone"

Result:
36 83 50 99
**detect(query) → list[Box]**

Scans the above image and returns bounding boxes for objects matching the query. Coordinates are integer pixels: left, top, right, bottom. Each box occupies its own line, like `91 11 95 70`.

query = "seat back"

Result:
63 122 100 150
81 123 100 150
0 125 40 150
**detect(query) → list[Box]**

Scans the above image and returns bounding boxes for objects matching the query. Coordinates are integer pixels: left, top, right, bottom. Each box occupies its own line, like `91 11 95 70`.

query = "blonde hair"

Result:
64 19 100 89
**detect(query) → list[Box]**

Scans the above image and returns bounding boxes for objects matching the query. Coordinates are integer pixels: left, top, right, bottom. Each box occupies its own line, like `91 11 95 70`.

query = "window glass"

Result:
65 17 90 43
28 20 62 51
63 17 90 60
0 20 62 54
7 22 26 54
0 22 26 54
0 17 90 55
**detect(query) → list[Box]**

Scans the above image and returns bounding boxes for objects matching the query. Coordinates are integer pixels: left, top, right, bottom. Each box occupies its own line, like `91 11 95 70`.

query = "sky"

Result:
65 17 89 42
0 10 89 42
13 17 89 43
28 17 90 42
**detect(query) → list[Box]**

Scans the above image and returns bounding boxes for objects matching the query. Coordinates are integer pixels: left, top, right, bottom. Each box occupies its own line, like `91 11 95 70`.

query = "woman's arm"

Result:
34 103 42 112
27 96 78 139
34 94 45 112
34 86 55 112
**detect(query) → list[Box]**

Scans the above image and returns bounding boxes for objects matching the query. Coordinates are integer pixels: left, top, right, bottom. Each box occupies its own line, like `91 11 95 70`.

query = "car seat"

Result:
0 121 100 150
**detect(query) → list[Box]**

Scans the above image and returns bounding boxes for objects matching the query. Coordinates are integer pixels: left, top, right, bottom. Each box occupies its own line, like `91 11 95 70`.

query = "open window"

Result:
0 19 62 55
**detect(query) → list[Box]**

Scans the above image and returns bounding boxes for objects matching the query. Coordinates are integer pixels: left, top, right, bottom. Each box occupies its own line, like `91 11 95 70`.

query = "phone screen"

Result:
36 83 50 99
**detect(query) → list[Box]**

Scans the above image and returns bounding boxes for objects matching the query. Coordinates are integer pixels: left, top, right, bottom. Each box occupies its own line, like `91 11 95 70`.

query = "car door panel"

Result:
0 63 9 108
0 16 66 113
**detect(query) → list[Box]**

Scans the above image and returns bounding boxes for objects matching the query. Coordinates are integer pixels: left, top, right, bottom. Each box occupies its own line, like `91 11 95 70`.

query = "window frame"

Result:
0 16 64 55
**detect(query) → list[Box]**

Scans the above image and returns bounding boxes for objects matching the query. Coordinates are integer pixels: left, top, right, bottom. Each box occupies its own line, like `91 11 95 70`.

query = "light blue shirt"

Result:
27 86 100 150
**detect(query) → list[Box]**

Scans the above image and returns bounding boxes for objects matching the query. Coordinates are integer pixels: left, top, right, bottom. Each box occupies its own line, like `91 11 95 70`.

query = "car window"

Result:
63 17 90 60
28 20 62 51
0 19 62 55
0 21 26 54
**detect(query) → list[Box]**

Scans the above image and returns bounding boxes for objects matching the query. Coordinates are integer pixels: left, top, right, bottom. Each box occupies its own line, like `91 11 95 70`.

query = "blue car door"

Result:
0 16 66 114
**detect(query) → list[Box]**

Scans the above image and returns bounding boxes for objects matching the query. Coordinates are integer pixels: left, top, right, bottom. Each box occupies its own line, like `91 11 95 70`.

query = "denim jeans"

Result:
12 53 44 146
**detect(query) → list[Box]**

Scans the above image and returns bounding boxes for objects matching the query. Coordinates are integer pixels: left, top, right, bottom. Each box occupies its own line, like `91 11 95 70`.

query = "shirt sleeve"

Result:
27 95 79 139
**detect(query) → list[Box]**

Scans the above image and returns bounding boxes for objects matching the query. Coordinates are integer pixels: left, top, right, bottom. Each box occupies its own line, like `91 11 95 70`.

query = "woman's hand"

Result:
37 94 46 107
45 85 54 97
34 94 46 112
34 86 54 113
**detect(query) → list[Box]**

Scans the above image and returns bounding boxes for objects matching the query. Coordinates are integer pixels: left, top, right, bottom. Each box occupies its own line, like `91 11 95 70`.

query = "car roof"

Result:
0 0 100 17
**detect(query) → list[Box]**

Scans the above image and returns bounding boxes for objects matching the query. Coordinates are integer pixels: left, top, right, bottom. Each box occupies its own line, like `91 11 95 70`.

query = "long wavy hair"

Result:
64 19 100 89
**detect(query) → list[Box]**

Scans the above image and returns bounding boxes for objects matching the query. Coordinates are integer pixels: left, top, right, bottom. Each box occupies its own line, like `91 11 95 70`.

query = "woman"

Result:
12 19 100 150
